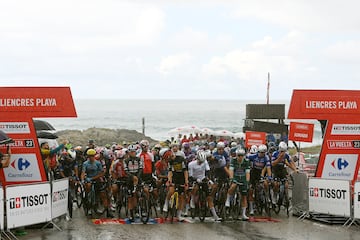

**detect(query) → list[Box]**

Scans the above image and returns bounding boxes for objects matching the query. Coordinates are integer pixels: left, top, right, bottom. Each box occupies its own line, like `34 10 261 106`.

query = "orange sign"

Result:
0 87 77 185
289 122 314 143
245 131 266 148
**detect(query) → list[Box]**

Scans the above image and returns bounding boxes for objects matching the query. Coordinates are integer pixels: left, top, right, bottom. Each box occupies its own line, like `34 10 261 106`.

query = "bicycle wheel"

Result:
75 183 84 208
68 189 73 218
263 190 271 218
254 186 263 215
149 194 158 218
83 192 90 216
231 193 240 220
92 191 106 215
273 189 282 214
170 195 177 223
198 190 207 222
139 193 150 224
284 190 290 217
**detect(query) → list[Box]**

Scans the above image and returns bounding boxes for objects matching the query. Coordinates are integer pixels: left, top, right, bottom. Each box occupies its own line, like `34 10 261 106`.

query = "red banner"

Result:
288 90 360 184
245 131 266 148
0 87 77 185
289 122 314 143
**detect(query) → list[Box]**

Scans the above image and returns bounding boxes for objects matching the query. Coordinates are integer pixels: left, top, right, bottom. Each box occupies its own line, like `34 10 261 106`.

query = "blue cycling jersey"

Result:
271 151 291 167
212 150 230 169
82 160 103 178
248 153 271 170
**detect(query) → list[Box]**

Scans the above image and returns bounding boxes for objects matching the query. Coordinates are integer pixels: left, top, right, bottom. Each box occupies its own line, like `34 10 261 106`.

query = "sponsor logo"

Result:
9 194 49 209
309 187 347 200
52 189 67 203
331 124 360 135
331 158 349 170
11 158 31 171
0 122 30 134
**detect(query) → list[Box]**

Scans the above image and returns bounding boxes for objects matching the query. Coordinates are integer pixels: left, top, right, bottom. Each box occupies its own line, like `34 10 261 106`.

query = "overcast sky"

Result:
1 0 359 100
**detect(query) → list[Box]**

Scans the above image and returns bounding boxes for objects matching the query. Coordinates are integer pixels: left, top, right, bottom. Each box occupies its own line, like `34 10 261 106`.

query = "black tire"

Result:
231 194 240 220
75 183 84 208
92 192 105 215
139 194 150 224
149 194 158 218
170 196 177 224
83 192 90 216
198 191 207 222
68 189 73 218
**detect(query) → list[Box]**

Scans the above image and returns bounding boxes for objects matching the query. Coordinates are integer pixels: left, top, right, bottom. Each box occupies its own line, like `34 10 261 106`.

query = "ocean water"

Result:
41 99 323 147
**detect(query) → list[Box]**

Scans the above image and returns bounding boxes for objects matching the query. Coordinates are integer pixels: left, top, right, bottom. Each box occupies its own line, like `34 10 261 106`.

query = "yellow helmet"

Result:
86 149 96 156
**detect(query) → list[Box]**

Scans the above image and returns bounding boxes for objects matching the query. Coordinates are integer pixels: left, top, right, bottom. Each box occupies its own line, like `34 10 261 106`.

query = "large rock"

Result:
56 127 158 148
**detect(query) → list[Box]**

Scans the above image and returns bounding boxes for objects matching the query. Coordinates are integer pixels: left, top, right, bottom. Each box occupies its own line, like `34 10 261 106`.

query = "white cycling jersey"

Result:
188 160 210 181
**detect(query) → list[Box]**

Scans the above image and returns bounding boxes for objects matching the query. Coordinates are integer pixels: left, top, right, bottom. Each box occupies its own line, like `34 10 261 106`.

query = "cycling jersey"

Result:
271 151 292 179
188 160 210 182
59 159 78 178
169 155 187 184
138 151 154 174
155 160 168 177
230 157 250 182
82 160 103 178
112 159 127 178
248 153 271 170
212 151 230 169
124 156 143 175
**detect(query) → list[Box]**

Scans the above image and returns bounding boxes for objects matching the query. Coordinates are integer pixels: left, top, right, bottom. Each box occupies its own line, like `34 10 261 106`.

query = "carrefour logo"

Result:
331 158 349 170
11 157 31 171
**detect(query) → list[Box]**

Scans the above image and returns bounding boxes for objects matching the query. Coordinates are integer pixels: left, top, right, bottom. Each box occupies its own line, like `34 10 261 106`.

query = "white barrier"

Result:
51 178 69 219
308 178 351 217
0 186 3 231
6 182 51 229
354 182 360 219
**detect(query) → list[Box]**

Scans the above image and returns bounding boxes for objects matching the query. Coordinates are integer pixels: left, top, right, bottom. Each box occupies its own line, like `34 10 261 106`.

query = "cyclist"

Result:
81 149 113 218
152 144 162 163
138 140 157 201
84 139 96 158
210 142 231 200
156 148 173 186
74 146 85 175
271 141 298 204
182 142 196 165
188 150 221 222
110 149 128 210
124 144 143 222
163 141 189 221
226 148 250 220
59 149 78 181
247 144 272 215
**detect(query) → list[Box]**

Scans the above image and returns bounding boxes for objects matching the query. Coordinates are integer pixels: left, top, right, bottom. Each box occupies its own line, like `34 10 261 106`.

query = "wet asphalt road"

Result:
14 207 360 240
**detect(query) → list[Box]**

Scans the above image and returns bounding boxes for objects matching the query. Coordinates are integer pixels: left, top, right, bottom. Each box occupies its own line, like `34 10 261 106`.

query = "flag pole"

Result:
266 72 270 104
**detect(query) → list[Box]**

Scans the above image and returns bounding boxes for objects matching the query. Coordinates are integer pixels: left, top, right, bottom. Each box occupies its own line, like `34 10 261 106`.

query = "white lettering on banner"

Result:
294 133 308 138
328 141 353 149
6 183 51 229
0 122 30 134
354 182 360 219
295 124 309 130
331 124 360 135
0 98 57 107
309 178 351 217
305 101 358 110
35 98 57 107
321 154 358 181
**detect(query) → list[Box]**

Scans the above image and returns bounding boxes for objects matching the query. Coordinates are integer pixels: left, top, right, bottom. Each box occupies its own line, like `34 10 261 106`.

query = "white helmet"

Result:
217 142 225 149
236 148 246 156
258 144 267 153
278 141 288 152
250 145 258 154
197 150 207 163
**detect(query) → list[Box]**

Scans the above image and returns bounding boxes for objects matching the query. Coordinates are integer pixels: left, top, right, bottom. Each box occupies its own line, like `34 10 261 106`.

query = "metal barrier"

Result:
291 172 309 219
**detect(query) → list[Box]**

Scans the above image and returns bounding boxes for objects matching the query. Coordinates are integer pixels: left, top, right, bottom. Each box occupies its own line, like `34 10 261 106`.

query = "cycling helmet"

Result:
128 144 137 152
258 144 267 153
209 142 216 147
236 148 246 156
154 144 161 150
250 145 258 154
197 150 207 163
230 142 237 147
86 149 96 156
68 149 76 160
140 140 149 149
74 146 82 151
230 147 237 155
217 142 225 149
278 141 288 152
160 148 173 160
170 140 180 147
116 150 126 159
182 142 190 149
